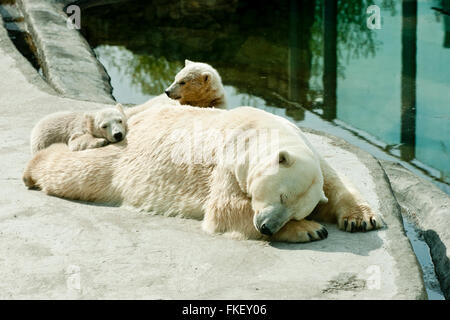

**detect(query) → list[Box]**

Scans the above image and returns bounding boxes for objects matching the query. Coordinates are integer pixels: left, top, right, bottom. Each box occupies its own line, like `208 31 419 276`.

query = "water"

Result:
81 0 449 194
403 217 445 299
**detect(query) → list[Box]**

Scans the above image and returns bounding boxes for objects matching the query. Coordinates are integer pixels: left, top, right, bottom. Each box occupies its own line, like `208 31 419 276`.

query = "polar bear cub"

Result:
126 60 227 119
30 104 128 154
164 59 227 109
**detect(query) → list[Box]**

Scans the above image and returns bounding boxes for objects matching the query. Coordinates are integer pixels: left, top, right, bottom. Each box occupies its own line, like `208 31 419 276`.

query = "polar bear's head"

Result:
164 59 225 108
245 149 328 236
86 104 128 143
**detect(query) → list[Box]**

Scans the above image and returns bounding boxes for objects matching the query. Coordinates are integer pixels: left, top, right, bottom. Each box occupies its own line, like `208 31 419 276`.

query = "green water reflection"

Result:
81 0 450 192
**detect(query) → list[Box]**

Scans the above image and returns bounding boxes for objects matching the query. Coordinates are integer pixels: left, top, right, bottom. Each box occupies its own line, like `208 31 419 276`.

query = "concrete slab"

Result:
0 19 427 299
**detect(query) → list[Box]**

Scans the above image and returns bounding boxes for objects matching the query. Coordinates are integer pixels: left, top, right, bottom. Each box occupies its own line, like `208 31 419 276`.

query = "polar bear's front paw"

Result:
338 204 383 232
271 219 328 243
88 138 108 149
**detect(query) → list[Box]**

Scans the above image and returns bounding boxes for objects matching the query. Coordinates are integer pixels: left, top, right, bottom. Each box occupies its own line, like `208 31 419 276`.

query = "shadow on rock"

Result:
269 223 385 256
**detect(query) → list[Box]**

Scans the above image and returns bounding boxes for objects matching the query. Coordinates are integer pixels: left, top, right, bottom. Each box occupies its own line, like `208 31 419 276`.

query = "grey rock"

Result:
16 0 115 104
381 160 450 299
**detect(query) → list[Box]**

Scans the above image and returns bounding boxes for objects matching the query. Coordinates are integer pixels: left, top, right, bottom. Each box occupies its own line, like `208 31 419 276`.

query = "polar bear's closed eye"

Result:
249 149 326 236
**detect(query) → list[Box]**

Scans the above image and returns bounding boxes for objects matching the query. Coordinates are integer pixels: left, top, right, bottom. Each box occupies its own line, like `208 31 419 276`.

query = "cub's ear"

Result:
185 59 193 66
278 151 294 167
202 71 211 83
84 113 95 134
116 103 126 116
319 190 328 204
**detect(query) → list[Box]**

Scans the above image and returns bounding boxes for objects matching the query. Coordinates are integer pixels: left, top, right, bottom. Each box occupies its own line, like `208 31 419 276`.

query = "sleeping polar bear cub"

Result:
30 104 128 154
23 105 382 242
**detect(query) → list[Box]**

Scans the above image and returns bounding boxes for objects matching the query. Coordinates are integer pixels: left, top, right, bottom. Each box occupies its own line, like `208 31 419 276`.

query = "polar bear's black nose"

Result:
260 224 273 236
165 90 170 97
114 132 123 141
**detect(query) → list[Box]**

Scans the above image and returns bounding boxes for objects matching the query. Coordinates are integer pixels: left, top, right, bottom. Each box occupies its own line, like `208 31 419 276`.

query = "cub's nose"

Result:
260 224 273 236
164 90 170 97
114 132 123 141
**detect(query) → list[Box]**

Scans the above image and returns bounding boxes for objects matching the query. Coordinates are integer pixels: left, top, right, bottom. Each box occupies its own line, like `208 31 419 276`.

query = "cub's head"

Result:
85 104 128 143
246 150 327 237
164 59 224 107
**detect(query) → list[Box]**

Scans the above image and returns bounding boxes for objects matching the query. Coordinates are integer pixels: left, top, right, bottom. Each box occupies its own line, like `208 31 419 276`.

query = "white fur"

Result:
24 105 332 242
24 105 383 242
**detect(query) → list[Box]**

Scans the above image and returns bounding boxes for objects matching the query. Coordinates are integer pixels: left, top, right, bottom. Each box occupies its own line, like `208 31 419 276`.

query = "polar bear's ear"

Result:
202 72 211 83
185 59 193 66
116 103 125 116
278 151 293 167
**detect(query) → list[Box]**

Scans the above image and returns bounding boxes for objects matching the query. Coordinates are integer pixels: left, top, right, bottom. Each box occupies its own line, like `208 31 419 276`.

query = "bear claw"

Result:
362 221 367 231
310 228 328 241
316 230 323 239
370 217 377 228
339 206 383 233
272 220 328 243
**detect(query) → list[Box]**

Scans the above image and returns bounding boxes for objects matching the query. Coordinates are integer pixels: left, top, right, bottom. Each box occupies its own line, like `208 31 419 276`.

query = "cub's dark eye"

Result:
102 124 108 129
118 120 122 124
179 81 186 85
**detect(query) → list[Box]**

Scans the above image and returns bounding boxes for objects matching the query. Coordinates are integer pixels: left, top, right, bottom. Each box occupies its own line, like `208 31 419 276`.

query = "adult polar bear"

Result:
23 105 382 242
